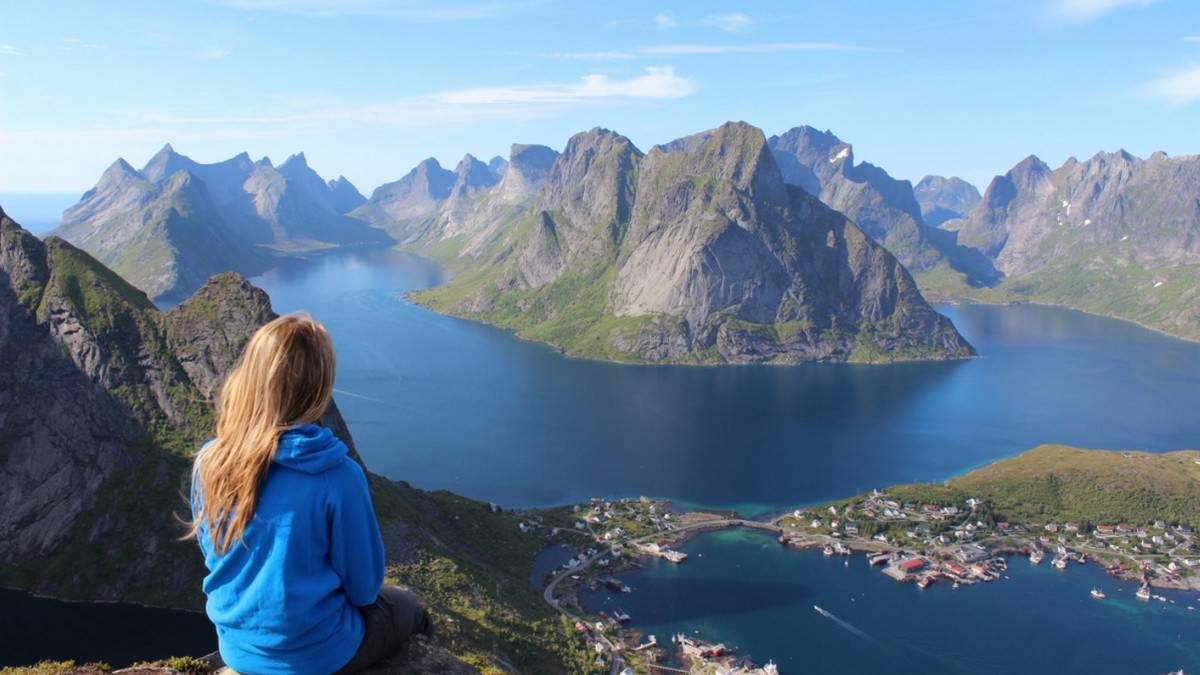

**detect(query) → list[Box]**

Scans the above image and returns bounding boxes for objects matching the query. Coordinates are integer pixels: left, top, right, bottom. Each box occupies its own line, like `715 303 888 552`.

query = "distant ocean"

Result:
0 192 78 234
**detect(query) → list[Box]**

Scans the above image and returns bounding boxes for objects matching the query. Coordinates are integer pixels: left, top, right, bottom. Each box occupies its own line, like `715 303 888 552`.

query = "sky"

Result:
1 0 1199 198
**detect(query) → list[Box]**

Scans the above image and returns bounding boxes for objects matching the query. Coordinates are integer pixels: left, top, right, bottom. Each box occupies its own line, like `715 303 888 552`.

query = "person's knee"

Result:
378 585 433 638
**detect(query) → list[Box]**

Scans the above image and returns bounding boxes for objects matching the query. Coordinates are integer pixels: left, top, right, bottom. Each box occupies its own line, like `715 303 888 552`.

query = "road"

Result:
540 517 782 674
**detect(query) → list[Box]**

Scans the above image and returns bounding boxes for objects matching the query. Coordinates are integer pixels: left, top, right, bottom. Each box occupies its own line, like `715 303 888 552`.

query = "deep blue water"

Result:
583 528 1200 674
254 248 1200 515
0 588 215 667
248 248 1200 674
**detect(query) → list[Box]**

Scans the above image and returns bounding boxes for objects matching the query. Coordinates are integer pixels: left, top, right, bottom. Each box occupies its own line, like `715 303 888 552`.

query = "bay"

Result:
253 248 1200 514
582 528 1200 674
248 247 1200 673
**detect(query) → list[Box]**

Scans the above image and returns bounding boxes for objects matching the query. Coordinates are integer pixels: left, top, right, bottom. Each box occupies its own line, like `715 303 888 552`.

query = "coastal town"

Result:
532 491 1200 674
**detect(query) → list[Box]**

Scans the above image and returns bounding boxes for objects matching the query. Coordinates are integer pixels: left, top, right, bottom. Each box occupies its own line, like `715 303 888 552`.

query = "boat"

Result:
604 577 631 593
1090 588 1106 599
614 609 632 623
1051 556 1068 569
952 581 960 590
1136 584 1151 600
868 551 891 566
1028 548 1044 564
918 576 933 590
823 545 834 556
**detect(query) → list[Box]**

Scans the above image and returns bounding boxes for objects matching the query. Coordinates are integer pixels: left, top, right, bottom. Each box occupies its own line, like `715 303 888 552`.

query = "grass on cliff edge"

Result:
367 476 590 673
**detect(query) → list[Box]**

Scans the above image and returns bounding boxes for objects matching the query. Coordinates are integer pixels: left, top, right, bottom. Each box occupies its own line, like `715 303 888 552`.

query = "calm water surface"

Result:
247 248 1200 673
254 248 1200 514
583 528 1200 674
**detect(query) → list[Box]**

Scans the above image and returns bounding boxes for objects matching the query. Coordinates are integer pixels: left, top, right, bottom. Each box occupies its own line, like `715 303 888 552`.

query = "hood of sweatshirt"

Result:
273 423 348 474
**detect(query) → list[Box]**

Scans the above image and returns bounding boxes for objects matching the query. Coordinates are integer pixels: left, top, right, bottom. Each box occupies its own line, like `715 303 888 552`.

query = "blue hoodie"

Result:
194 424 385 675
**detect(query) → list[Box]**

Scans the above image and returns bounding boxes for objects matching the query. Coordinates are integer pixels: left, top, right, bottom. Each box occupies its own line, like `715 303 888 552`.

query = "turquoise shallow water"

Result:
583 528 1200 674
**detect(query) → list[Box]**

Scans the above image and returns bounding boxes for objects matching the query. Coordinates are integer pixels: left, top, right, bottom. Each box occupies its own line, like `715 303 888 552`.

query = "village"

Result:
530 492 1200 674
775 488 1200 594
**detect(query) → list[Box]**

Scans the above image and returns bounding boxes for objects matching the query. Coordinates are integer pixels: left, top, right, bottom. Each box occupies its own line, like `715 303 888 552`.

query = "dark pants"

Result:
333 586 432 675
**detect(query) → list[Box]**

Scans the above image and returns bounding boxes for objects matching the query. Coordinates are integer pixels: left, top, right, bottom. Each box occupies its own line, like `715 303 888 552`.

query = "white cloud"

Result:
700 12 752 33
196 46 232 60
434 66 694 105
0 45 20 56
211 0 511 20
654 11 677 29
29 67 697 135
1143 63 1200 107
555 42 870 61
1050 0 1158 20
1184 36 1200 43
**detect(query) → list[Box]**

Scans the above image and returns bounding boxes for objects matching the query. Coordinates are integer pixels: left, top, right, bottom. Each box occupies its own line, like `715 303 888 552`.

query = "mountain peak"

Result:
450 154 498 197
280 152 309 170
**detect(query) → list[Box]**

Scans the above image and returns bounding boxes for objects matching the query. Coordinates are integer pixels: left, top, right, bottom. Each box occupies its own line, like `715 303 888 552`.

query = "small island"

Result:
531 444 1200 672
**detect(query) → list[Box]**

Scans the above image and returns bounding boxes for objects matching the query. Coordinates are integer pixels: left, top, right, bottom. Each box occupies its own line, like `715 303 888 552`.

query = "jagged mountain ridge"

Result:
953 149 1200 338
410 122 975 363
52 146 390 303
915 175 981 227
765 127 999 292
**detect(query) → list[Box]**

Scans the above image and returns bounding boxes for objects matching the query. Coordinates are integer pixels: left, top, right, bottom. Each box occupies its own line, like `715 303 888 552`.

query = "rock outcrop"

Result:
0 207 355 604
413 122 975 363
51 146 390 303
954 150 1200 338
914 175 981 227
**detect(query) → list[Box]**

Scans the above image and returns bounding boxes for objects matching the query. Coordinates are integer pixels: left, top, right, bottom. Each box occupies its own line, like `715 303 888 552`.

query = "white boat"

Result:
1136 584 1151 600
1090 587 1105 599
614 609 632 623
1029 548 1044 564
1051 556 1068 569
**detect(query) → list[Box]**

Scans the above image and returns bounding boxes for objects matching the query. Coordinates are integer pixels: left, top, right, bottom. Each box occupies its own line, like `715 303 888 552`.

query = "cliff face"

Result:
0 207 353 604
412 122 974 363
955 150 1200 338
767 126 933 270
914 175 981 227
51 146 390 303
2 207 577 671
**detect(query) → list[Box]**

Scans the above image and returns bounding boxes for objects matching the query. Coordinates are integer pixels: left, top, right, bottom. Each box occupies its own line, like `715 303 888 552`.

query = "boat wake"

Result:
813 605 873 641
333 387 399 407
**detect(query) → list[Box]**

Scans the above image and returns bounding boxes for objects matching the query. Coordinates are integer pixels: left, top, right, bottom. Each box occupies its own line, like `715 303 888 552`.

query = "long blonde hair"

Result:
188 313 336 554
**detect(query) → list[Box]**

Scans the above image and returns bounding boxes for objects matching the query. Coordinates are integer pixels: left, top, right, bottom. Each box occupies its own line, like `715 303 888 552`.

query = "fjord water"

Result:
250 248 1200 674
584 528 1200 674
254 248 1200 513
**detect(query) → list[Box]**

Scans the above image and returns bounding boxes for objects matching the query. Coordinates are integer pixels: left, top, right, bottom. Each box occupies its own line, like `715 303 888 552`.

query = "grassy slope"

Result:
850 445 1200 527
368 478 592 673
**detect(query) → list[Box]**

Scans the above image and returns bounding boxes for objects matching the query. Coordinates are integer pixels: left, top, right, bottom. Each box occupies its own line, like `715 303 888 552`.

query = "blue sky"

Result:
1 0 1198 197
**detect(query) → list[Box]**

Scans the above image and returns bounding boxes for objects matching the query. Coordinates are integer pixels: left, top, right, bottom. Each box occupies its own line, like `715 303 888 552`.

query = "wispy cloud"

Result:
555 42 870 61
433 66 693 104
0 45 20 56
1050 0 1158 21
654 10 677 29
211 0 512 20
699 13 752 34
1143 63 1200 107
196 46 232 60
81 66 697 131
1184 36 1200 43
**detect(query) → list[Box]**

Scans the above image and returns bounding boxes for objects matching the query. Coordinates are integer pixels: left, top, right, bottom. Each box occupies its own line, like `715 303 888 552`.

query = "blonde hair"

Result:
188 313 336 554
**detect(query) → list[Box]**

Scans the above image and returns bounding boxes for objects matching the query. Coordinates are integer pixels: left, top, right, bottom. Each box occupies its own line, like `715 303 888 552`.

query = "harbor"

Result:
539 494 1200 673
